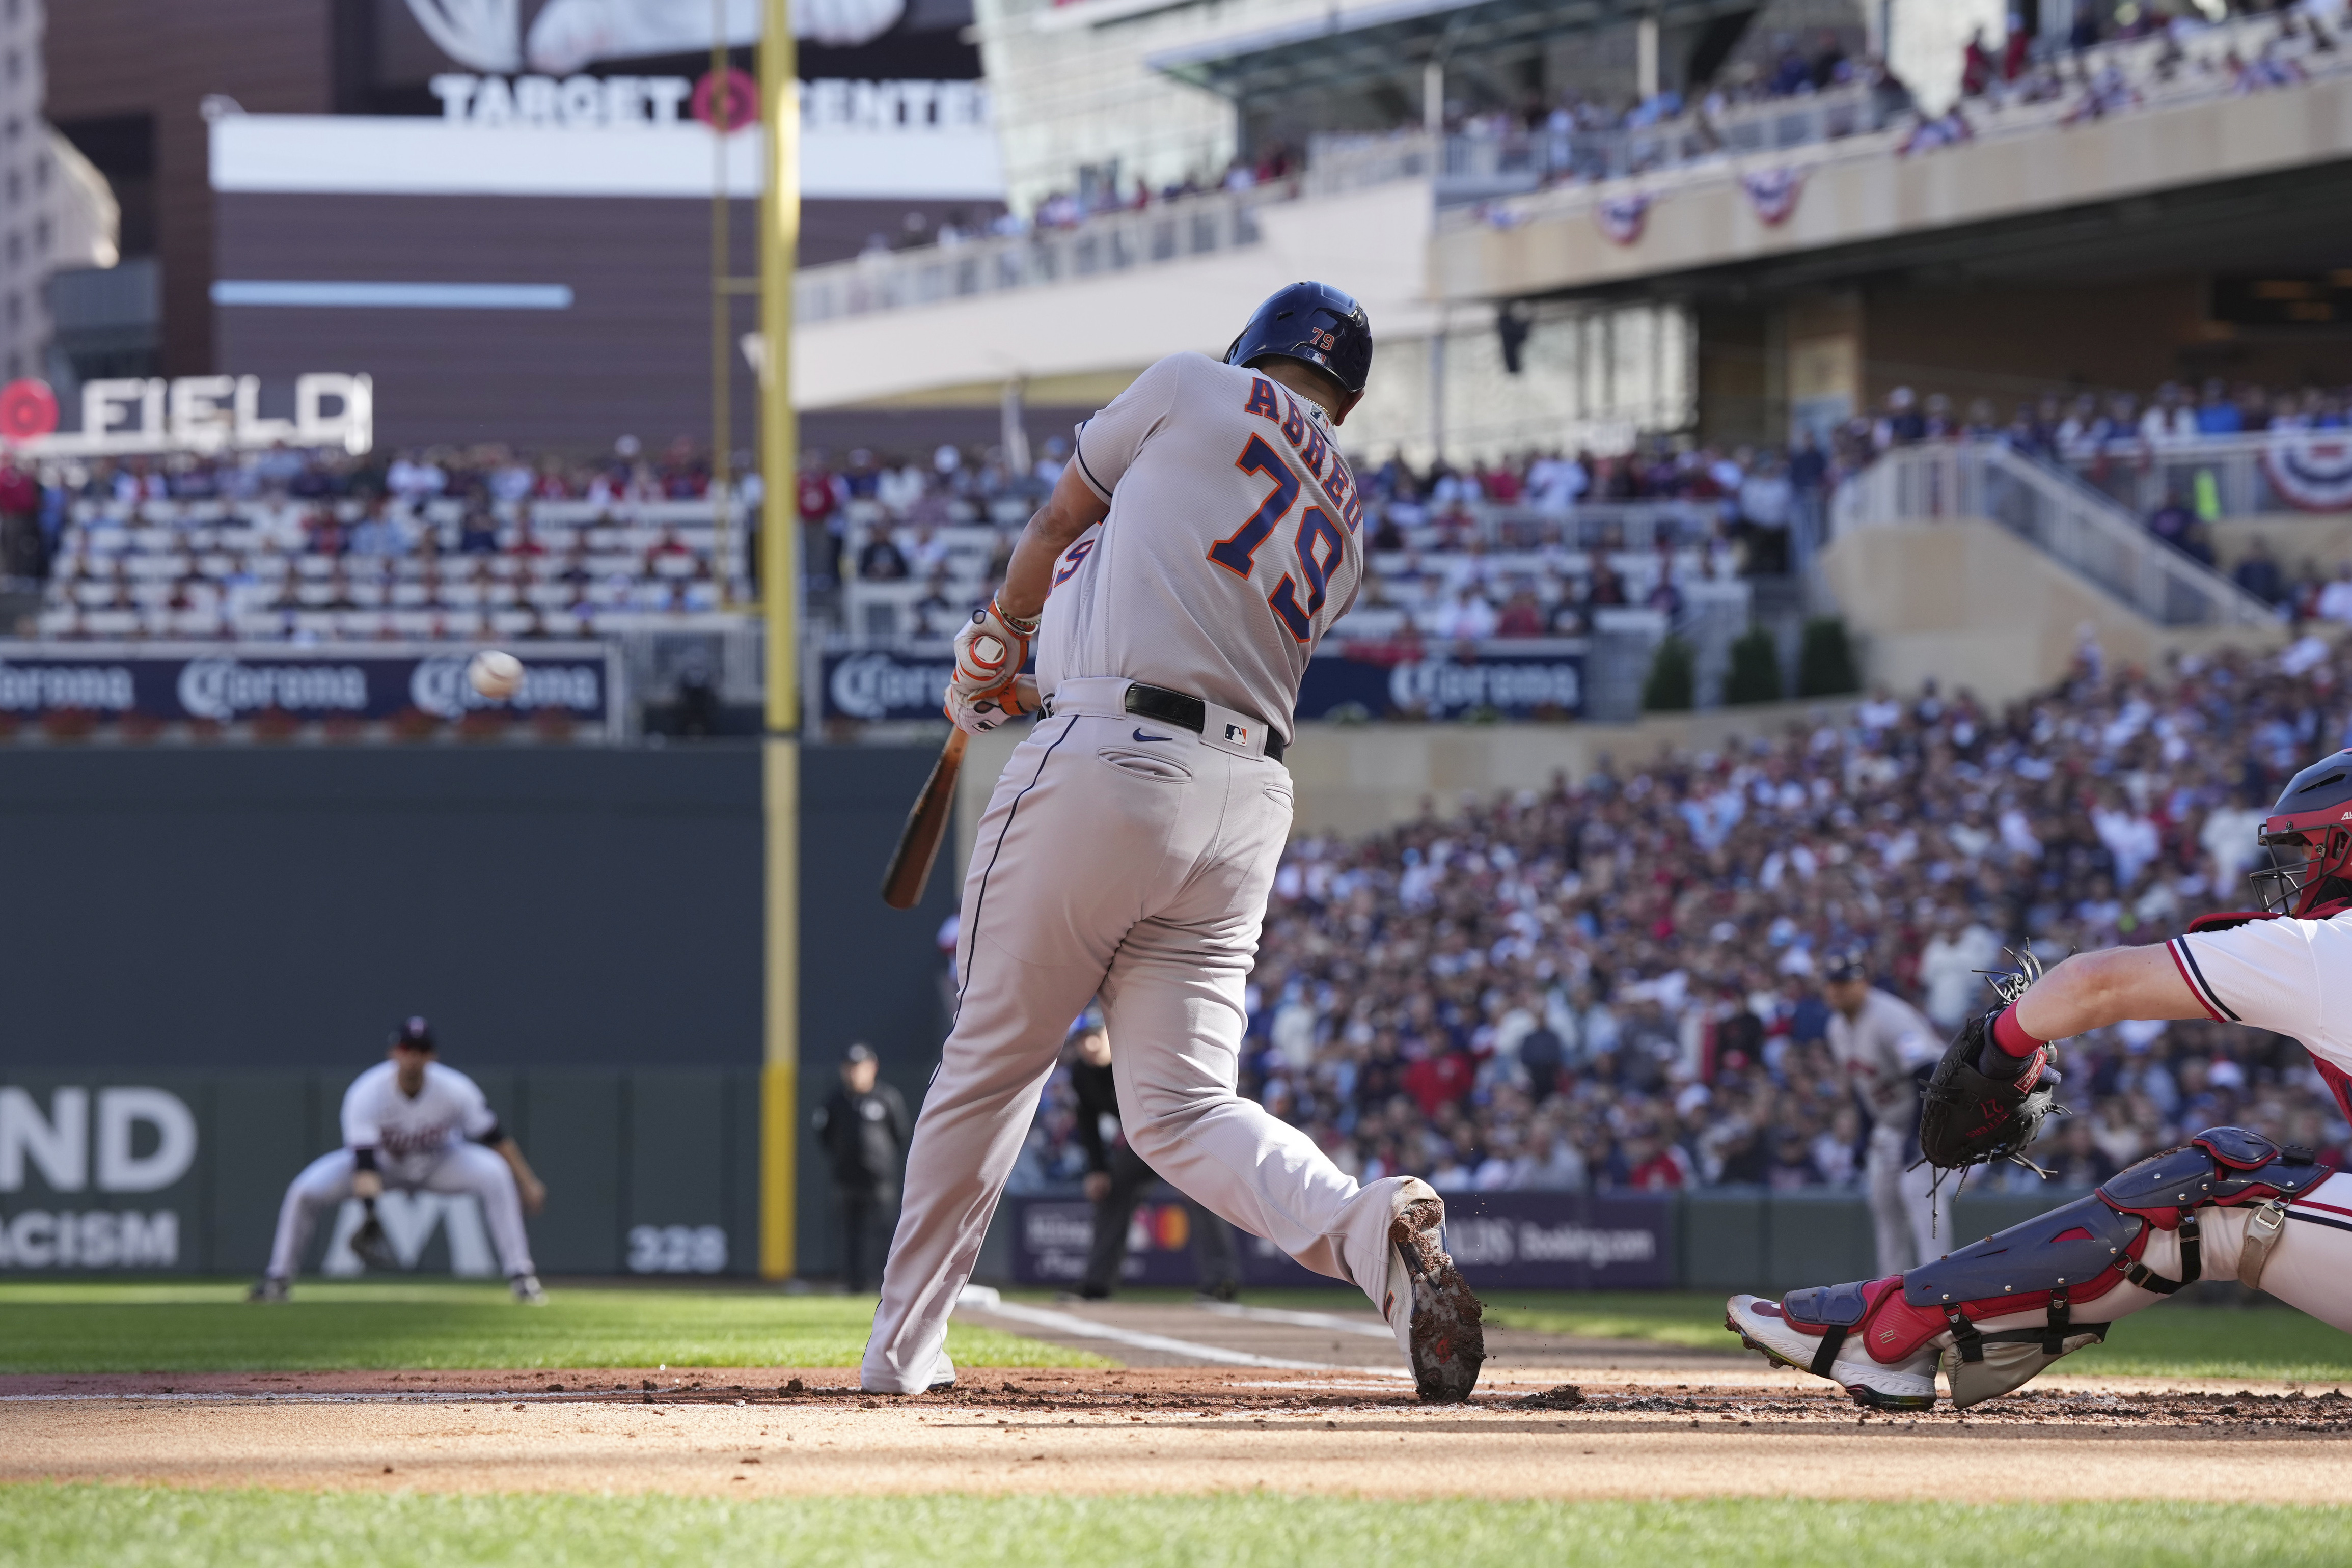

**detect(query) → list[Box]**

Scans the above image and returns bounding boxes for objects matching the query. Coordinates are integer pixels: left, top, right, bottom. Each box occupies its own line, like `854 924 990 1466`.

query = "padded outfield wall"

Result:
0 744 958 1279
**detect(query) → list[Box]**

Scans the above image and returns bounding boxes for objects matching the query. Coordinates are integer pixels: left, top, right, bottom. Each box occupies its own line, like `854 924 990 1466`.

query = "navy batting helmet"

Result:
1225 282 1373 399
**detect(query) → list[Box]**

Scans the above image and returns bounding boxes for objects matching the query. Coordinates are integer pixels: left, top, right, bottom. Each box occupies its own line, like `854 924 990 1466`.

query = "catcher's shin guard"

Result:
1753 1128 2329 1409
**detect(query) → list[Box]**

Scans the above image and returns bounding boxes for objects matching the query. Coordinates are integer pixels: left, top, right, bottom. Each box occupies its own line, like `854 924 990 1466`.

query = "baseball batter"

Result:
1730 751 2352 1409
861 282 1485 1401
1819 951 1945 1275
249 1017 549 1303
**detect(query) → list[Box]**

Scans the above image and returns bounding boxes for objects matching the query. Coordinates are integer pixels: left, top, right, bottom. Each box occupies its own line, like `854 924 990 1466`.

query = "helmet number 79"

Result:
1206 433 1343 644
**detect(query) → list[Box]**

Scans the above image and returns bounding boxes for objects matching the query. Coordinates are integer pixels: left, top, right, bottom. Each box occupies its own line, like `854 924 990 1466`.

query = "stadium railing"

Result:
1834 440 2279 629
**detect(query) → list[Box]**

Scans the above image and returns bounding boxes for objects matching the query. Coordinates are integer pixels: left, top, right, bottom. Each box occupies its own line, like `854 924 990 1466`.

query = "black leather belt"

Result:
1124 682 1287 762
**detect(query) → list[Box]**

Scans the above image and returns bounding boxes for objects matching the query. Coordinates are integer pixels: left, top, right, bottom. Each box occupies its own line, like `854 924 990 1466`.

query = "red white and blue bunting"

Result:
1594 192 1653 245
1739 167 1803 226
2262 429 2352 512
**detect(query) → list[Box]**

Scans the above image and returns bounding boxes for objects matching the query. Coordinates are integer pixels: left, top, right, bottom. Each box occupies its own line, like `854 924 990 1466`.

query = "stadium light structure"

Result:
760 0 803 1285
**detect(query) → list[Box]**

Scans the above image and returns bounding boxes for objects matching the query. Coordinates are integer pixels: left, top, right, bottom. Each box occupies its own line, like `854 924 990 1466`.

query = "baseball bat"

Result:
881 728 968 909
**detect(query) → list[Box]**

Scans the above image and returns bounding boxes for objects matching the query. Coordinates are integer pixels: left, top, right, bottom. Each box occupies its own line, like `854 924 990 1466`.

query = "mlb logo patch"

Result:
1225 723 1248 743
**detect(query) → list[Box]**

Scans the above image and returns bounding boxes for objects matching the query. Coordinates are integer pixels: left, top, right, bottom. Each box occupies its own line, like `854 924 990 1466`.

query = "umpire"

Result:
812 1043 909 1293
1069 1021 1241 1301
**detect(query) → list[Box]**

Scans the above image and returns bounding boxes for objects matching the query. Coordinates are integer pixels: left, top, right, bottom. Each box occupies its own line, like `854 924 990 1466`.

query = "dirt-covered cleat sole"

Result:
1724 1294 1937 1411
1387 1196 1486 1403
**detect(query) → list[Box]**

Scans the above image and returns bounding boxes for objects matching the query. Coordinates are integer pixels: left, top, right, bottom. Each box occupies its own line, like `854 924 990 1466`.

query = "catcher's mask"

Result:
2252 748 2352 917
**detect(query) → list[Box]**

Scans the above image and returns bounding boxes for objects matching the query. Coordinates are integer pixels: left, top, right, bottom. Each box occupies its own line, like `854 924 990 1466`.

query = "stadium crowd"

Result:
1010 639 2352 1197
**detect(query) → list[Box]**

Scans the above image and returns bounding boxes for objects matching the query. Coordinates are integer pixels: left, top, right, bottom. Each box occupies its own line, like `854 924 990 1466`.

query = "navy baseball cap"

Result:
391 1016 435 1051
1821 949 1870 984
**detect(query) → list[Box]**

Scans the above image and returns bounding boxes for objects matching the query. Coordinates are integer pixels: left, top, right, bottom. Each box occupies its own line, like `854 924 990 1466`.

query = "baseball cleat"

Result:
510 1273 549 1305
247 1276 289 1304
1725 1294 1937 1410
1380 1180 1485 1402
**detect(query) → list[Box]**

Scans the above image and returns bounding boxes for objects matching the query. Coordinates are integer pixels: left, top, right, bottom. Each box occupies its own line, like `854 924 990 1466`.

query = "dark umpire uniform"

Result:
1069 1028 1240 1300
812 1043 910 1293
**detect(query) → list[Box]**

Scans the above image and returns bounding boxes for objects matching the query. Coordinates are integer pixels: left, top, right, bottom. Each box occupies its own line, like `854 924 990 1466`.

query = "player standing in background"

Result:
249 1017 549 1304
1065 1020 1241 1302
1820 951 1945 1275
1729 752 2352 1409
811 1042 910 1294
861 282 1486 1402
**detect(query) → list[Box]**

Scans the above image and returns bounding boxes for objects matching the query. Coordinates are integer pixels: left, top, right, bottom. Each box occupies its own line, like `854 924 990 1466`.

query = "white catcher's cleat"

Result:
1379 1178 1486 1402
1725 1292 1937 1410
510 1273 549 1305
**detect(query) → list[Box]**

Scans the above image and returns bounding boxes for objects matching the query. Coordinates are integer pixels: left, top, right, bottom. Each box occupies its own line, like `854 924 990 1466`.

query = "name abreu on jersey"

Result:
1238 375 1363 532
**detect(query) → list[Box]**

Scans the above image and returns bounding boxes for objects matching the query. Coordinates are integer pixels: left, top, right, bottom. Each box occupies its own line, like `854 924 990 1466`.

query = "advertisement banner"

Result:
0 643 617 732
817 642 1586 725
1005 1190 1673 1290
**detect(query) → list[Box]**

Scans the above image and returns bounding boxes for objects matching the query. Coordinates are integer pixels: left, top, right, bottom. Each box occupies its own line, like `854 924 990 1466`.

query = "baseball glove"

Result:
1917 1007 2062 1173
349 1214 398 1272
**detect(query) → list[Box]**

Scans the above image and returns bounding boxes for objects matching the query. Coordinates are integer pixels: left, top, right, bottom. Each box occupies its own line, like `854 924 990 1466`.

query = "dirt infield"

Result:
7 1300 2351 1503
10 1363 2352 1502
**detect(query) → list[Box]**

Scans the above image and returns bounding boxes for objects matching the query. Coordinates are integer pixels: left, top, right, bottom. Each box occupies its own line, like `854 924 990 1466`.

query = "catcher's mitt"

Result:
349 1214 398 1272
1918 948 2065 1174
1918 1007 2062 1173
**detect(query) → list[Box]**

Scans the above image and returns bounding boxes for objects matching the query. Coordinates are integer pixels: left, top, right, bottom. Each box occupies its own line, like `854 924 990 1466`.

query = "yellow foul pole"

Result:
759 0 802 1282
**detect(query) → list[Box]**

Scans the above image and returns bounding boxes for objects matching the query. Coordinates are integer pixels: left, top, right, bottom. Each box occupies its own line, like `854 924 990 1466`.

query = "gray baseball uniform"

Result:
1826 987 1944 1275
861 353 1399 1394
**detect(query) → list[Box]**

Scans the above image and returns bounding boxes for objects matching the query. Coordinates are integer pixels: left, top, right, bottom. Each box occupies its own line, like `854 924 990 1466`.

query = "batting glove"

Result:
946 675 1039 736
950 597 1041 705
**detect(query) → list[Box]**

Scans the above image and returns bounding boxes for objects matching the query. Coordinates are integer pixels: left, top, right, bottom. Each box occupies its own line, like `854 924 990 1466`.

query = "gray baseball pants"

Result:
860 679 1414 1393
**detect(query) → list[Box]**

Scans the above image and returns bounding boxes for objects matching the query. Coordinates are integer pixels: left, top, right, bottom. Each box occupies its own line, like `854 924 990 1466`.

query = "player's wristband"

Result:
352 1147 378 1172
1990 1004 2046 1059
990 595 1041 636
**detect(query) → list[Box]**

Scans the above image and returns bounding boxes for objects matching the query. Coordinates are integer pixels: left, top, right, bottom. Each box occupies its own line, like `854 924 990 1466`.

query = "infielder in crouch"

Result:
861 282 1485 1401
1730 751 2352 1409
249 1017 549 1303
1820 950 1945 1275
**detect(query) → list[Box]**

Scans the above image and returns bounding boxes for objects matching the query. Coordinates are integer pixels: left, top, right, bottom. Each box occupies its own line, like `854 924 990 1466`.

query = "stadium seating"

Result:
35 497 746 642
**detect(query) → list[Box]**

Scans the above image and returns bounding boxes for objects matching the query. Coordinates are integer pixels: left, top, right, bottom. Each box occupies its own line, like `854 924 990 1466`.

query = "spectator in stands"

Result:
1432 586 1500 640
1878 387 1927 447
2145 488 2196 554
348 502 407 558
2196 377 2244 436
2235 536 2287 607
458 512 500 555
2317 562 2352 624
857 529 910 581
0 455 44 583
1494 589 1546 638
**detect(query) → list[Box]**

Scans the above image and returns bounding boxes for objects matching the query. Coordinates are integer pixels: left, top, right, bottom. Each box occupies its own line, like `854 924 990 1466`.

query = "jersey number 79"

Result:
1206 434 1347 643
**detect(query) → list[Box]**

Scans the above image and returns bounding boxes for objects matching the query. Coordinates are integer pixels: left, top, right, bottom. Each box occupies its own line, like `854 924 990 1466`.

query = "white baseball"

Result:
468 649 525 700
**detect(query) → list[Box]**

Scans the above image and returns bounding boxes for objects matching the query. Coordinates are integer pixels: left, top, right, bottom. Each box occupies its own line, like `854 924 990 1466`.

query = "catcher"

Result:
248 1017 549 1303
1729 751 2352 1409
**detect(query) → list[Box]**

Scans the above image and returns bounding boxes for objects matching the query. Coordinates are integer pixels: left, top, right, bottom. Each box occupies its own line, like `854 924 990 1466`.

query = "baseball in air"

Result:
467 649 525 701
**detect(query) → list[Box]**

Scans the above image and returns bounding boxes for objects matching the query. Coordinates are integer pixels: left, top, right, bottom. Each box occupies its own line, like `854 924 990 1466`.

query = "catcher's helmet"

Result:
1224 282 1373 401
2253 749 2352 916
391 1015 435 1052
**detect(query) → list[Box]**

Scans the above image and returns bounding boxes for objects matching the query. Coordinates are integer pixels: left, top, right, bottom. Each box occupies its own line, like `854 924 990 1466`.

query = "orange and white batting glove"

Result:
950 596 1041 706
945 675 1040 736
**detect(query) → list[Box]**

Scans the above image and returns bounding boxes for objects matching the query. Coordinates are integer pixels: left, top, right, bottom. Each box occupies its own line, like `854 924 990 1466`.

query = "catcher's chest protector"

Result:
1896 1127 2328 1406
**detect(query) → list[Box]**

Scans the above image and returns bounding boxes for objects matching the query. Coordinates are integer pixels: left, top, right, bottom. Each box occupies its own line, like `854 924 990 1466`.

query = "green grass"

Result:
0 1281 1109 1374
5 1489 2352 1568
